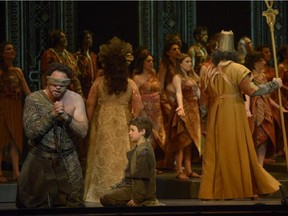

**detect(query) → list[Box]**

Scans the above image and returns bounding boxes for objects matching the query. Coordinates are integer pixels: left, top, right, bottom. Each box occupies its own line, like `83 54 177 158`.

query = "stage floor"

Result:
0 198 283 209
1 155 288 215
0 198 287 216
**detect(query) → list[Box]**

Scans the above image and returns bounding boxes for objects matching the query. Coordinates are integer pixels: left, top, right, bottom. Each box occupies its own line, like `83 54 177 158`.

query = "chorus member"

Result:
237 36 254 64
244 51 278 166
187 26 209 75
133 52 167 167
157 39 180 134
74 30 98 100
0 42 31 183
165 53 201 179
41 29 83 96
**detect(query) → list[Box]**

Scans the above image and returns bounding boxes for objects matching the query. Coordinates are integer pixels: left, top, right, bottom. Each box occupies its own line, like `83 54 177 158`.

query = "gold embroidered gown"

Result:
84 77 142 202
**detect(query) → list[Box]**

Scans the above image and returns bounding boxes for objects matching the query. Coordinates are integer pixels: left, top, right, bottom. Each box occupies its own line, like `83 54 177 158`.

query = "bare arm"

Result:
172 75 185 116
17 68 31 96
132 75 141 89
244 94 252 117
269 97 288 112
61 93 88 138
158 61 167 90
130 79 143 117
269 97 279 109
187 47 195 69
86 77 101 122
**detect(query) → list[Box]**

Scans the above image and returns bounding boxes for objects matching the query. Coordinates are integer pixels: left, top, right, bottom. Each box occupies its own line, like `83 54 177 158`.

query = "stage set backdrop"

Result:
1 1 288 92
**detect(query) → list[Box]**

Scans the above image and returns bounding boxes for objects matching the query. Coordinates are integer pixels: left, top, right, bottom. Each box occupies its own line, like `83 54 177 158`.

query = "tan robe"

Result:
199 61 280 200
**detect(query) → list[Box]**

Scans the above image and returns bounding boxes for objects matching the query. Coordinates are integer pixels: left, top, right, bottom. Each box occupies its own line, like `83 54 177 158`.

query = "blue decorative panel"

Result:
6 1 75 91
251 1 287 49
139 1 196 68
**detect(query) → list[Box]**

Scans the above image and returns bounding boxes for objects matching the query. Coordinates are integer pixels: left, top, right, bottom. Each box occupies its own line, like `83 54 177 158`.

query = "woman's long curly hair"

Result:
98 37 132 95
103 54 128 95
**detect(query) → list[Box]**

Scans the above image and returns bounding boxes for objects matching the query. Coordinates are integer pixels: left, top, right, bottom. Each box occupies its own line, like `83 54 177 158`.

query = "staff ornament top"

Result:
262 0 279 29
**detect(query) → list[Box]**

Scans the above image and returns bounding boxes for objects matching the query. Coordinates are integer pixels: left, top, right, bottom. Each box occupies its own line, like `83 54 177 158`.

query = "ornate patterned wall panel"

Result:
5 1 23 68
6 1 75 91
251 1 287 50
139 1 196 67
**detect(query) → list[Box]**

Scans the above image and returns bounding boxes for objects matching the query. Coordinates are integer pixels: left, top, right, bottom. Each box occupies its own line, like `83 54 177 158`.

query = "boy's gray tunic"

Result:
16 91 83 208
100 140 158 206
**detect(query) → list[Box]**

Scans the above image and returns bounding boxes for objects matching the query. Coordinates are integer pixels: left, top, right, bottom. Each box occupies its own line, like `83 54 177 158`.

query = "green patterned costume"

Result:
16 90 84 208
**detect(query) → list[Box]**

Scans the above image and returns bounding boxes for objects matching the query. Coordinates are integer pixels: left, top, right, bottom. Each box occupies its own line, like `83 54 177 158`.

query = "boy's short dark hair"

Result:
129 117 153 138
46 62 72 79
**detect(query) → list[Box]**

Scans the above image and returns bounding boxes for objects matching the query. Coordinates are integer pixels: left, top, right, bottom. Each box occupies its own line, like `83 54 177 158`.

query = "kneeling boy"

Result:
100 117 160 206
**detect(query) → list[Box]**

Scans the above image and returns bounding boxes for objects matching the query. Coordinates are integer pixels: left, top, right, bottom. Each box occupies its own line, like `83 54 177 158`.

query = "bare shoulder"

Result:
132 75 142 86
13 67 24 75
187 46 195 53
128 78 137 85
278 64 285 70
173 73 181 81
64 90 84 103
133 74 140 81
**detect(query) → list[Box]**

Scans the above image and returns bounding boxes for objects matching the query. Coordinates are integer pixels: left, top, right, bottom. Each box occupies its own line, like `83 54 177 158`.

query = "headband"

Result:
47 76 71 87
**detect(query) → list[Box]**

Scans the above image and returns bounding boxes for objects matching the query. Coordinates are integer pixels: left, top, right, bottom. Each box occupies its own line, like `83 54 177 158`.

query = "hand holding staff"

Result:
263 0 288 172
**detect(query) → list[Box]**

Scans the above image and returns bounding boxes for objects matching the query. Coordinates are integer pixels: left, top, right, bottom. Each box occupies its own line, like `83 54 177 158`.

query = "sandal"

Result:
186 171 201 178
0 175 8 183
251 194 259 200
156 169 164 174
175 172 189 180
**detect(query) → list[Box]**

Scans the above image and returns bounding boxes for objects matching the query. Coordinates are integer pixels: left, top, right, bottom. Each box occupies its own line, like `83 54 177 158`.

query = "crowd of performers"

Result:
0 26 288 207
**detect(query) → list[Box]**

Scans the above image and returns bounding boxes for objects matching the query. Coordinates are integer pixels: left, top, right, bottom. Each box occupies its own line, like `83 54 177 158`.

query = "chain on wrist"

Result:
66 114 73 125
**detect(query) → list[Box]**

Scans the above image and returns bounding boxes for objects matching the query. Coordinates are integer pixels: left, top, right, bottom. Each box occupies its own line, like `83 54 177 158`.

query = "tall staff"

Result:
263 0 288 171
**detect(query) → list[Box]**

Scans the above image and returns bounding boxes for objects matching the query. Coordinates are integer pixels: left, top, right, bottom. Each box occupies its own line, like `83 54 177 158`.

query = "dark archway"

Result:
196 1 251 45
75 1 139 53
